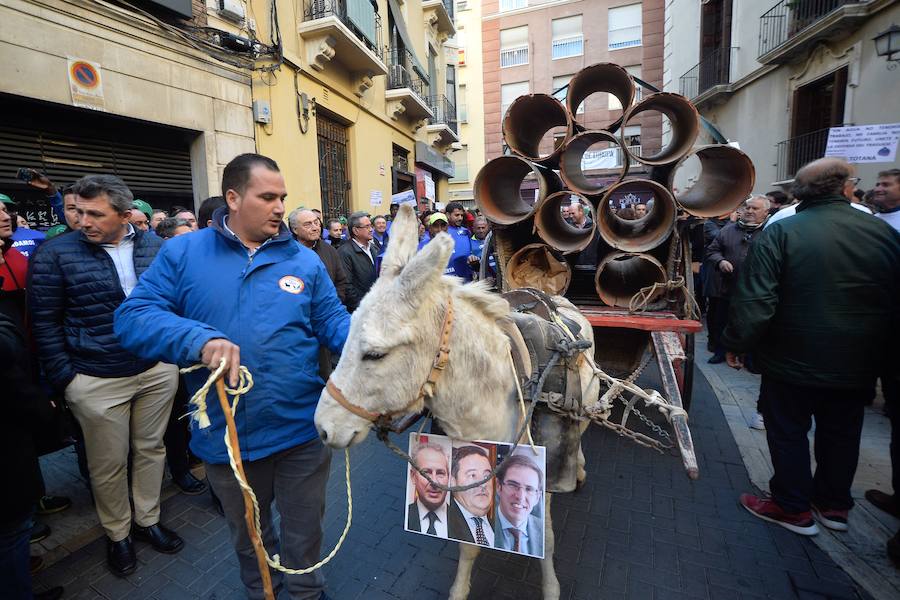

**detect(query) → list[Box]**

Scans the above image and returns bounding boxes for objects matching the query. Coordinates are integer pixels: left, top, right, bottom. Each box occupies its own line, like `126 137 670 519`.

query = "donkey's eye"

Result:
362 351 387 361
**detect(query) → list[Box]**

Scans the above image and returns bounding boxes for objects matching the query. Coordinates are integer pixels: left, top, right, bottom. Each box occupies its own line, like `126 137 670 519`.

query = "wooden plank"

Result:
651 331 699 480
579 309 703 333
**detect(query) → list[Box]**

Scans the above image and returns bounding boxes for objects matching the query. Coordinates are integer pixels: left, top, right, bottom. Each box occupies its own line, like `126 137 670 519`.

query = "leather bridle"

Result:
325 296 455 428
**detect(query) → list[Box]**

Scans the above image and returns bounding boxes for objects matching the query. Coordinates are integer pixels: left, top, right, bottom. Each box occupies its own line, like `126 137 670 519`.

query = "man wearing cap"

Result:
130 200 153 233
0 195 46 259
418 213 459 277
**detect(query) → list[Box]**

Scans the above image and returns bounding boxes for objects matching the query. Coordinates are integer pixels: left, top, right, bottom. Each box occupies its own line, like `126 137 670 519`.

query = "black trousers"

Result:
759 376 868 513
163 377 191 478
706 296 730 354
883 373 900 498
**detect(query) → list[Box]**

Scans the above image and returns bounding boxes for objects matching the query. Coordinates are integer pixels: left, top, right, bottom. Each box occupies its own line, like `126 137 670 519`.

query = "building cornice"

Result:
483 0 584 22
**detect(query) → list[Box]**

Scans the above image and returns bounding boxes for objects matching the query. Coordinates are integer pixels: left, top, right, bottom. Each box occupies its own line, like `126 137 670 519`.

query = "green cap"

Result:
132 199 153 219
0 193 14 205
338 216 347 225
427 212 448 226
45 224 69 239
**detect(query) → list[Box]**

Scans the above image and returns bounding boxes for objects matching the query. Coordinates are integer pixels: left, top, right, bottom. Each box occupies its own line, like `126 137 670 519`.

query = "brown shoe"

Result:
30 555 44 575
865 489 900 519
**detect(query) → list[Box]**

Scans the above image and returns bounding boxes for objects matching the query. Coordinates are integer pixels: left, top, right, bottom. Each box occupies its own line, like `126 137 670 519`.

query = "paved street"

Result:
33 364 870 600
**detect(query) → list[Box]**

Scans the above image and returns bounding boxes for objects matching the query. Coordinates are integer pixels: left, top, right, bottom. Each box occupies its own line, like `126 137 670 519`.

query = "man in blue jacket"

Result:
445 202 474 281
28 174 180 577
114 153 351 600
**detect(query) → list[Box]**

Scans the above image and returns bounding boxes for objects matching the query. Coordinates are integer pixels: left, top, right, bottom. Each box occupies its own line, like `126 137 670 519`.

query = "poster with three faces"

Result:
403 433 547 559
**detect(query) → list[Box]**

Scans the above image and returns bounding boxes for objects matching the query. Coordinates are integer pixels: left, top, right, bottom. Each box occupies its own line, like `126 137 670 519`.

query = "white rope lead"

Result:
180 359 353 574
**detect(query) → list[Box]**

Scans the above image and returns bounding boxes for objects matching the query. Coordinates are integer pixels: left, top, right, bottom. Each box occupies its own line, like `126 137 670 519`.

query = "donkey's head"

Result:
315 204 456 448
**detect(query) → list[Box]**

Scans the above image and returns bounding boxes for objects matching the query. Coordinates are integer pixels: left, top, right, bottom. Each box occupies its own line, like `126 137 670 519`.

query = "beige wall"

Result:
449 0 485 203
0 0 255 205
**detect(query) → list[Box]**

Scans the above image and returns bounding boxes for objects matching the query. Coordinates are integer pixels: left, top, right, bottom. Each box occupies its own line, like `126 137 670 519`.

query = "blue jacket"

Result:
113 210 351 464
28 229 162 390
448 226 474 281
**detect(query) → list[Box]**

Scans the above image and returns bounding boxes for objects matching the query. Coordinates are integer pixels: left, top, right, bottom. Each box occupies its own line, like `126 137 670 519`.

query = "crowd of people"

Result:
2 154 898 600
698 162 899 565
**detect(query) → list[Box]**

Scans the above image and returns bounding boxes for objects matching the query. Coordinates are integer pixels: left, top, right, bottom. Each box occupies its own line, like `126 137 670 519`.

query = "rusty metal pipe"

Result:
559 130 629 197
595 252 667 308
474 156 562 225
622 93 699 166
502 94 573 169
671 145 756 218
598 180 676 252
567 63 635 130
534 191 597 254
506 243 572 296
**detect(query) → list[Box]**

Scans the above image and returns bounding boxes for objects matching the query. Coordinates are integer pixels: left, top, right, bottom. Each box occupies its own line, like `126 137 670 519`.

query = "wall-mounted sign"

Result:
67 58 105 112
825 123 900 164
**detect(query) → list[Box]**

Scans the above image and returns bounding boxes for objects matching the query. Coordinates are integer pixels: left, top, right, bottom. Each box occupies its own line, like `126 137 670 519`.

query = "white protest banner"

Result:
404 433 546 559
391 190 416 206
825 123 900 164
370 190 383 206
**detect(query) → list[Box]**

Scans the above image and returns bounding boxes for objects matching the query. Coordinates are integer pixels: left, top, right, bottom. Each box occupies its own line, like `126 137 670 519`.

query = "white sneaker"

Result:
749 412 765 430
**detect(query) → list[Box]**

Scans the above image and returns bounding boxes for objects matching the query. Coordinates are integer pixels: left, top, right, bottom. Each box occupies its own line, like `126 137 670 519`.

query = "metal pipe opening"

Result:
559 130 629 197
534 191 597 254
506 243 572 295
567 63 635 130
595 252 667 308
474 156 561 225
502 94 573 169
622 93 699 166
672 145 756 218
598 179 676 252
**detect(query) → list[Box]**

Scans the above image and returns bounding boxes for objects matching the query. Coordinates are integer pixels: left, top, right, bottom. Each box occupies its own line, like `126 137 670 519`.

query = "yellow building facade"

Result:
447 0 485 208
246 0 459 219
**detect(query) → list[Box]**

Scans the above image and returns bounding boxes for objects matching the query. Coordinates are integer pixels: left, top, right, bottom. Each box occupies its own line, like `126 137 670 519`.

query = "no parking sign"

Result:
67 58 106 111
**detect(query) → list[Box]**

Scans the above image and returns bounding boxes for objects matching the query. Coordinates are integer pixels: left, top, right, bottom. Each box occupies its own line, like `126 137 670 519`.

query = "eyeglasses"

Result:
848 177 861 186
354 224 373 230
502 480 541 496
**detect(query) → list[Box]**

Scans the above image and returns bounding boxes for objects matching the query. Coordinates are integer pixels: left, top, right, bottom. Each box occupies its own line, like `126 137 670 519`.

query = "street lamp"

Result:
873 24 900 70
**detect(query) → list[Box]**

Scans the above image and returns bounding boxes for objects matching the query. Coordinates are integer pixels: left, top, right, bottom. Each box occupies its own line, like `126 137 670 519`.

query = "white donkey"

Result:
315 204 600 600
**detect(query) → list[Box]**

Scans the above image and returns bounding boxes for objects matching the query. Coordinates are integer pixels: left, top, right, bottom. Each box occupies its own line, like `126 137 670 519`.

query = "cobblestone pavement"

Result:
33 366 867 600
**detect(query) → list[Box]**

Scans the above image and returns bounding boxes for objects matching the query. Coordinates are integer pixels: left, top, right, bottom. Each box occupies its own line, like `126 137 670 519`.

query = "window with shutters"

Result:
552 15 583 60
608 4 642 50
500 26 528 67
501 81 529 118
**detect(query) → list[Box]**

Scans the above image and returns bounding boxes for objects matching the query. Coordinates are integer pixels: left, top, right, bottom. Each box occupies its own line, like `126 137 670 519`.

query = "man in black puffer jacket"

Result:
28 174 182 577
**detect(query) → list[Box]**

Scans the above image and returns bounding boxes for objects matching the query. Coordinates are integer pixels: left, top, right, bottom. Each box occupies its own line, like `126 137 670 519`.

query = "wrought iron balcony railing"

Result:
387 48 429 100
758 0 859 58
304 0 385 60
679 47 735 99
775 128 832 181
427 94 458 135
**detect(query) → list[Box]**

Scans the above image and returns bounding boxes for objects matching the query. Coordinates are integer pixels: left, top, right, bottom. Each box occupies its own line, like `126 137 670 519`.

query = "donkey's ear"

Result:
380 204 419 279
396 232 454 297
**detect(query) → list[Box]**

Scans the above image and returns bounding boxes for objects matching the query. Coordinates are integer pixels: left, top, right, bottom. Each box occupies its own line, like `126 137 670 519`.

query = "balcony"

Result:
679 47 736 107
500 45 529 67
385 48 433 123
758 0 870 64
552 34 584 60
500 0 528 11
426 94 459 147
299 0 387 90
423 0 456 38
774 128 832 182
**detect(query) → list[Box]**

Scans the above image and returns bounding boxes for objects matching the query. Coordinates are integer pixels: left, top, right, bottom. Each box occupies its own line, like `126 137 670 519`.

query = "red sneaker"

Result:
811 504 849 531
739 493 820 536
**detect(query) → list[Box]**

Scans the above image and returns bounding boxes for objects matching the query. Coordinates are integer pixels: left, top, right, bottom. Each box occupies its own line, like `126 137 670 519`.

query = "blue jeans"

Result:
0 512 34 600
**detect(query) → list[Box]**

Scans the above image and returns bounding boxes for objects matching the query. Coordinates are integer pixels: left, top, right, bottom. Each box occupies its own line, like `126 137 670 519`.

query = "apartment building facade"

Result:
664 0 900 189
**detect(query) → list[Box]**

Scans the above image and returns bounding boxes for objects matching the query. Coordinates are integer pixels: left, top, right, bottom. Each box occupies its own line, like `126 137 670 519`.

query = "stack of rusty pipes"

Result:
474 62 755 309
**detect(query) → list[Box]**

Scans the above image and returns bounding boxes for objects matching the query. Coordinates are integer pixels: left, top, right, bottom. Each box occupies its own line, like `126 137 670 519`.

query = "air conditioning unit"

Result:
218 0 245 23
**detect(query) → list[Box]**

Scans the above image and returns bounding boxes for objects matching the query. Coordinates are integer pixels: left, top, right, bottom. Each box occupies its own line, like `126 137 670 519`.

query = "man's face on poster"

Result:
412 447 449 511
498 464 541 527
453 452 493 517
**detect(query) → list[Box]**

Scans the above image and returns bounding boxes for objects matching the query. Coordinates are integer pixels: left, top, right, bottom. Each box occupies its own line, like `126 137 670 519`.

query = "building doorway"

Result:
788 67 847 175
316 113 350 222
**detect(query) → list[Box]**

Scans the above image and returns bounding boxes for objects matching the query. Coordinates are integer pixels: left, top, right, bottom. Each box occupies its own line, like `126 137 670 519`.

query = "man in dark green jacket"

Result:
722 157 900 537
